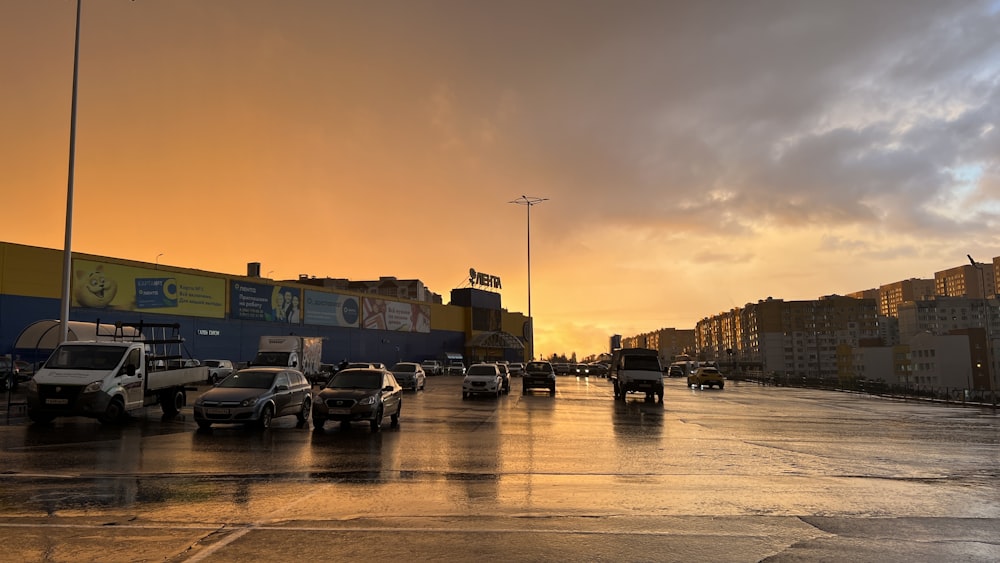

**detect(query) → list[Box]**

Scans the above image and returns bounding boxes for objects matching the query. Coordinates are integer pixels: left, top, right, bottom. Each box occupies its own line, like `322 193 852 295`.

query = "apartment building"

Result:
878 278 935 317
935 264 995 299
694 295 879 378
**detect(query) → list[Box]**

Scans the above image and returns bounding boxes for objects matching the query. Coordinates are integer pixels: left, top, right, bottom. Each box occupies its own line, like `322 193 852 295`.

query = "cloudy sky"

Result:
2 1 998 358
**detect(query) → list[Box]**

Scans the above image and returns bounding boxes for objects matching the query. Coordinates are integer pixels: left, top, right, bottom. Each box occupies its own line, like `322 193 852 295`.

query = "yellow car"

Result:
688 366 725 389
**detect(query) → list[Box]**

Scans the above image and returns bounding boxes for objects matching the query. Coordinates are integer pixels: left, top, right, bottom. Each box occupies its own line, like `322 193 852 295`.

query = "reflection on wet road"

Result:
1 375 998 561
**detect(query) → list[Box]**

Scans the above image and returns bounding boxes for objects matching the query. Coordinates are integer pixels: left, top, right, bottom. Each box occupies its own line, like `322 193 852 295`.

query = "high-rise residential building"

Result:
896 296 999 344
878 278 935 317
694 295 878 378
935 264 995 298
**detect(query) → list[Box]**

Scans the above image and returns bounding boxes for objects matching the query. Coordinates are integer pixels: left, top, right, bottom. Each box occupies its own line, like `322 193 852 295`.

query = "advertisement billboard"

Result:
303 290 360 328
362 297 430 333
230 281 302 323
71 258 225 318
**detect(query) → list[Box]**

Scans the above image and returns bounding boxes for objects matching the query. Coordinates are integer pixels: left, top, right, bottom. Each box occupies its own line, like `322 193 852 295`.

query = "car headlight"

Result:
240 397 258 407
82 380 103 393
359 395 377 405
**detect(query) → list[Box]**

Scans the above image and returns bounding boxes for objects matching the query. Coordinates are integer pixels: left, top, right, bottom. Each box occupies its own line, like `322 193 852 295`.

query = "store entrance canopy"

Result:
466 331 524 350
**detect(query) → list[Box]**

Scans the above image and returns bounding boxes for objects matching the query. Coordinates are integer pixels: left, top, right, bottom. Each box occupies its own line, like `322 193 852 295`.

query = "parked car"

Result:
688 366 725 389
553 362 572 375
193 367 312 430
495 362 511 393
347 362 387 370
391 362 427 391
420 359 444 376
462 363 504 399
1 356 18 391
14 360 35 381
588 363 609 378
202 359 235 385
312 368 402 432
522 361 556 396
508 362 525 376
316 363 338 385
446 361 466 376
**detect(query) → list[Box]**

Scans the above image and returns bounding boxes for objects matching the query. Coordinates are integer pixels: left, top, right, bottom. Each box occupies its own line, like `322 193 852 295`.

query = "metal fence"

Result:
732 371 999 408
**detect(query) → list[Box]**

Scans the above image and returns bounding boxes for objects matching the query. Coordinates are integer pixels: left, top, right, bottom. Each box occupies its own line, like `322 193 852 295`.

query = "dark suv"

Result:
522 361 556 396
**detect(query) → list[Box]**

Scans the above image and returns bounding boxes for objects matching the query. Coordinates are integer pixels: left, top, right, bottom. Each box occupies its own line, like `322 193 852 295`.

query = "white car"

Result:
462 363 504 399
203 359 235 384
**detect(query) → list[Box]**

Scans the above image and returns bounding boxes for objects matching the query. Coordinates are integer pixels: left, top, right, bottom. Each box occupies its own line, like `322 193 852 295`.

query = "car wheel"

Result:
312 417 325 431
657 388 664 404
297 398 311 425
718 382 725 389
390 403 401 427
549 385 556 397
99 397 126 425
256 405 274 430
370 407 383 432
462 392 468 400
197 421 212 431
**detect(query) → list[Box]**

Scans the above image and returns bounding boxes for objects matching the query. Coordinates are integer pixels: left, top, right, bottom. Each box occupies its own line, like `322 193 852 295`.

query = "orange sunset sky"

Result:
1 1 998 359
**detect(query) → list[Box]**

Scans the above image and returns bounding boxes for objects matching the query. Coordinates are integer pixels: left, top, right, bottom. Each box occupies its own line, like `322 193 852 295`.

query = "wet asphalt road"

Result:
1 375 998 562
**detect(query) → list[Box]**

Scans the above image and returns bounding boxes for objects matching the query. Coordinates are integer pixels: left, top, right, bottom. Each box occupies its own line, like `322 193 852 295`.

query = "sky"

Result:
2 1 999 360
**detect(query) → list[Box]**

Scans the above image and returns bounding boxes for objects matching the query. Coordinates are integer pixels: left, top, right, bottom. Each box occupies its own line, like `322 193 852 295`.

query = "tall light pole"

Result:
968 254 996 402
509 195 547 360
59 0 83 343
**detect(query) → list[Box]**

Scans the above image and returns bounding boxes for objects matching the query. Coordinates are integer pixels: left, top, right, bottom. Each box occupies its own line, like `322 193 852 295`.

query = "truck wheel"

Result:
161 389 185 417
99 397 126 424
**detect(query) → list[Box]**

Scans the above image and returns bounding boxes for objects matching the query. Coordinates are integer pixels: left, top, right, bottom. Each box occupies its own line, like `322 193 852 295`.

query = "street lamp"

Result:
509 195 547 360
155 253 164 269
59 0 84 344
968 254 996 401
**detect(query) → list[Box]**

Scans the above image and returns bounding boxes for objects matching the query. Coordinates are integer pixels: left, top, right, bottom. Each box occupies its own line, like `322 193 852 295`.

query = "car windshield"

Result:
329 370 383 390
466 366 496 376
45 345 126 370
623 356 661 371
203 360 221 368
392 363 416 372
526 362 551 372
218 371 276 389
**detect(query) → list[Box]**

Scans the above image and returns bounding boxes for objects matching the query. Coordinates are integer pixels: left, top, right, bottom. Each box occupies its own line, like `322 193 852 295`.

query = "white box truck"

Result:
252 335 324 384
610 347 664 404
26 321 208 424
